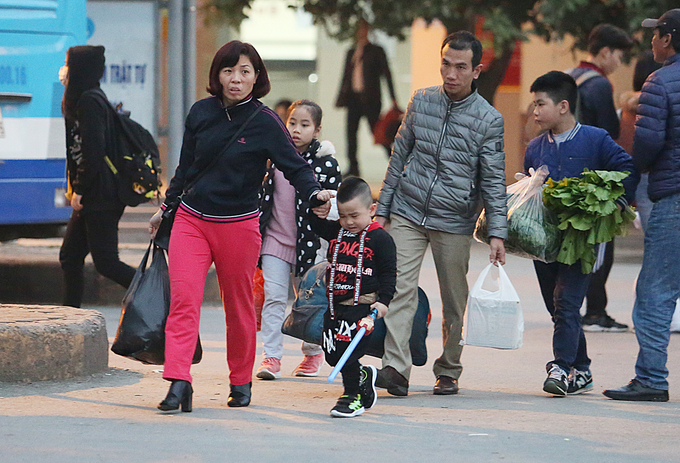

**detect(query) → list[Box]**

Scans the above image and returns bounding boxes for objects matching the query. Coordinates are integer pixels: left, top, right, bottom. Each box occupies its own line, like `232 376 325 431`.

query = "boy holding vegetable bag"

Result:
524 71 638 396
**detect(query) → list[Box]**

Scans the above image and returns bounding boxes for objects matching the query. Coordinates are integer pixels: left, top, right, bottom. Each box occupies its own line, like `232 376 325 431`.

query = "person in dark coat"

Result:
335 19 397 176
604 8 680 403
59 45 135 308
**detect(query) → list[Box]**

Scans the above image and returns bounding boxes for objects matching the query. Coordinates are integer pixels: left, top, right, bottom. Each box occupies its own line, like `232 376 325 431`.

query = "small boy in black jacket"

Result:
309 177 397 417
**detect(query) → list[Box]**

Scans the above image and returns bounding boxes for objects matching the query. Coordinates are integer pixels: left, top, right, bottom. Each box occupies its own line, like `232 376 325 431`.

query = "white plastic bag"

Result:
464 263 523 349
474 166 561 262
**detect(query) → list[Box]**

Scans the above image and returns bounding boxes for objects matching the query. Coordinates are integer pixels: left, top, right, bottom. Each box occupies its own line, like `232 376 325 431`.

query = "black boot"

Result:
158 380 193 412
227 382 251 407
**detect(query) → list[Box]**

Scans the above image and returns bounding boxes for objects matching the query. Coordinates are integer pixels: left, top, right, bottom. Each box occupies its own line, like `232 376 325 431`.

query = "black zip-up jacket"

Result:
164 96 322 221
65 88 123 212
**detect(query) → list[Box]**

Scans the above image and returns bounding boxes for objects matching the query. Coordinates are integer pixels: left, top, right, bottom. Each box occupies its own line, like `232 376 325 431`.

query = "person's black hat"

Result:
641 9 680 34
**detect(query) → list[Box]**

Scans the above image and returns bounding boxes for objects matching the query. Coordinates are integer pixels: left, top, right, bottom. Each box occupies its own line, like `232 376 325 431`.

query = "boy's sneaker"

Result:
330 394 365 418
543 364 568 396
567 368 594 395
582 315 628 332
293 353 324 377
256 357 281 380
359 365 378 409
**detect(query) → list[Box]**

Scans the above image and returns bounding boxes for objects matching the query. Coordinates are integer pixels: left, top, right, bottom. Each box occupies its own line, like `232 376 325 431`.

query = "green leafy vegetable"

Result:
542 169 636 273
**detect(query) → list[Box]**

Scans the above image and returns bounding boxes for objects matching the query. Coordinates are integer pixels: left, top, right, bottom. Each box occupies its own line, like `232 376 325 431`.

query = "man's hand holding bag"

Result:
463 263 523 350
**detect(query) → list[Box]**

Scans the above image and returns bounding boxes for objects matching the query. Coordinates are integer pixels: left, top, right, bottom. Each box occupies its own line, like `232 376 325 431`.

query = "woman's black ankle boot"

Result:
227 382 251 407
158 380 193 412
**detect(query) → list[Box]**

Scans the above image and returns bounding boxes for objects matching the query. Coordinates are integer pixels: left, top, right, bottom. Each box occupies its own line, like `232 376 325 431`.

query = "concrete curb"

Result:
0 304 108 382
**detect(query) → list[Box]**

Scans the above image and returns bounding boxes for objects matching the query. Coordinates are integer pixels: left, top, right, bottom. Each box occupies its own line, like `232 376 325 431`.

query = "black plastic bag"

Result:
111 241 202 365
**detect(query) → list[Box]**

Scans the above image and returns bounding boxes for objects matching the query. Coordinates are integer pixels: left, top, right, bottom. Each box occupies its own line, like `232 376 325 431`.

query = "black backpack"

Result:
89 89 162 206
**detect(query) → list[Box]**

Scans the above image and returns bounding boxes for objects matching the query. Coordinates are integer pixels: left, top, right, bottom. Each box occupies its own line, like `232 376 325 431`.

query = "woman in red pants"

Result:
150 41 331 410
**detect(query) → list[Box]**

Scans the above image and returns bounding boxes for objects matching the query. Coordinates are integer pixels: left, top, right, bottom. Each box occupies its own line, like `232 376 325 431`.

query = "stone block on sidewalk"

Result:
0 304 108 382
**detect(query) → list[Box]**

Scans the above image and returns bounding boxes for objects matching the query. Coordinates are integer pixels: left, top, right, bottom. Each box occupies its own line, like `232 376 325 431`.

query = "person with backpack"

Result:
565 24 634 333
59 45 136 308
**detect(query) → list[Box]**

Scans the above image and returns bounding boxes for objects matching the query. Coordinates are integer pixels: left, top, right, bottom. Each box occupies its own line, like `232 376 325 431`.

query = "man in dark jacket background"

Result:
566 24 634 333
335 19 397 176
604 8 680 402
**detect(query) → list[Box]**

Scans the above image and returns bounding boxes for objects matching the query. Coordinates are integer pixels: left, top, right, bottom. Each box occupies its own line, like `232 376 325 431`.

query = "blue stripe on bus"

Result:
0 159 70 225
0 159 66 179
0 0 84 227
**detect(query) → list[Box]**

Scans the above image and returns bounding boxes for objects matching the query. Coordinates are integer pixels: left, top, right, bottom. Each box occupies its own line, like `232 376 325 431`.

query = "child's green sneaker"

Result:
330 394 364 418
359 365 378 409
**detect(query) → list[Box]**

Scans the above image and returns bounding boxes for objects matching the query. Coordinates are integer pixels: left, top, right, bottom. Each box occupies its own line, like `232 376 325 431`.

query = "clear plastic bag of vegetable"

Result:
475 165 562 262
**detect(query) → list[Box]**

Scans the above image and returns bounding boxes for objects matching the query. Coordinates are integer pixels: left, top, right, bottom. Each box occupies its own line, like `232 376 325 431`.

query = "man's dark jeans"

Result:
534 260 592 372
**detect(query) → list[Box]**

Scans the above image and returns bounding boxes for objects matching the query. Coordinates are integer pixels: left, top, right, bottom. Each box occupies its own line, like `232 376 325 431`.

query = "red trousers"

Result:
163 209 261 385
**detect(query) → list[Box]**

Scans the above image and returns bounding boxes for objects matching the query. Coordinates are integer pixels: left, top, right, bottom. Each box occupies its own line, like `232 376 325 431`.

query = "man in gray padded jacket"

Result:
375 31 508 396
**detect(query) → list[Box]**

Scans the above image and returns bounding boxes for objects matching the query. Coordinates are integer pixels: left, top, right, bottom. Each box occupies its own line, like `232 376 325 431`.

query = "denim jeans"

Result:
534 261 592 372
633 192 680 390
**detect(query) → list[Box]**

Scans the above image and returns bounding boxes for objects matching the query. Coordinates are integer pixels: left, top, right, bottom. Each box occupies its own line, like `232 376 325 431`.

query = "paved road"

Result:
1 242 678 462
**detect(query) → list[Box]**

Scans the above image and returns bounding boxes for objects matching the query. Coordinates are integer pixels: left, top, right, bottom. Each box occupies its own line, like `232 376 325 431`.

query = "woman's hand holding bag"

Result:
150 201 178 251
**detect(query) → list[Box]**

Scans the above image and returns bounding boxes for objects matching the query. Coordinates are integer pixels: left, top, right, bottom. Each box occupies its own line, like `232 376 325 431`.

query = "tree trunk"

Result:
476 43 516 105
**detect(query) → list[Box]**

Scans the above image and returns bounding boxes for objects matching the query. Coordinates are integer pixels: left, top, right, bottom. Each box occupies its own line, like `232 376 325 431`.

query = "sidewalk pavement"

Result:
1 240 678 462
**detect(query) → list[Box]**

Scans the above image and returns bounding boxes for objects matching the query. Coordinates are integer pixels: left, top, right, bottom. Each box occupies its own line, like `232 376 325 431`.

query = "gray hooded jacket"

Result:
377 85 508 238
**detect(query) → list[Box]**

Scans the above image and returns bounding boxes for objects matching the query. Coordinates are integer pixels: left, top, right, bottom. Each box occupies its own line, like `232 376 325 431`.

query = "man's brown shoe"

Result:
433 375 459 395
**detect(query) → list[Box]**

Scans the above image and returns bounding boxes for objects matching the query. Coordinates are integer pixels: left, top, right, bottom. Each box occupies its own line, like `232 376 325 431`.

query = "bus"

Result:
0 0 87 240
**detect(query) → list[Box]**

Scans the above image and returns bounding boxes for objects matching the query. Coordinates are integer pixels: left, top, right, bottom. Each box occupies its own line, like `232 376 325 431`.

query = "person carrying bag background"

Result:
149 41 332 411
59 45 136 308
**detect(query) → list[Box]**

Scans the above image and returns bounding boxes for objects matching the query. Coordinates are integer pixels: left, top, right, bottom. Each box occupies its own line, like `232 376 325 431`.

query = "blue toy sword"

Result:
327 309 378 383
